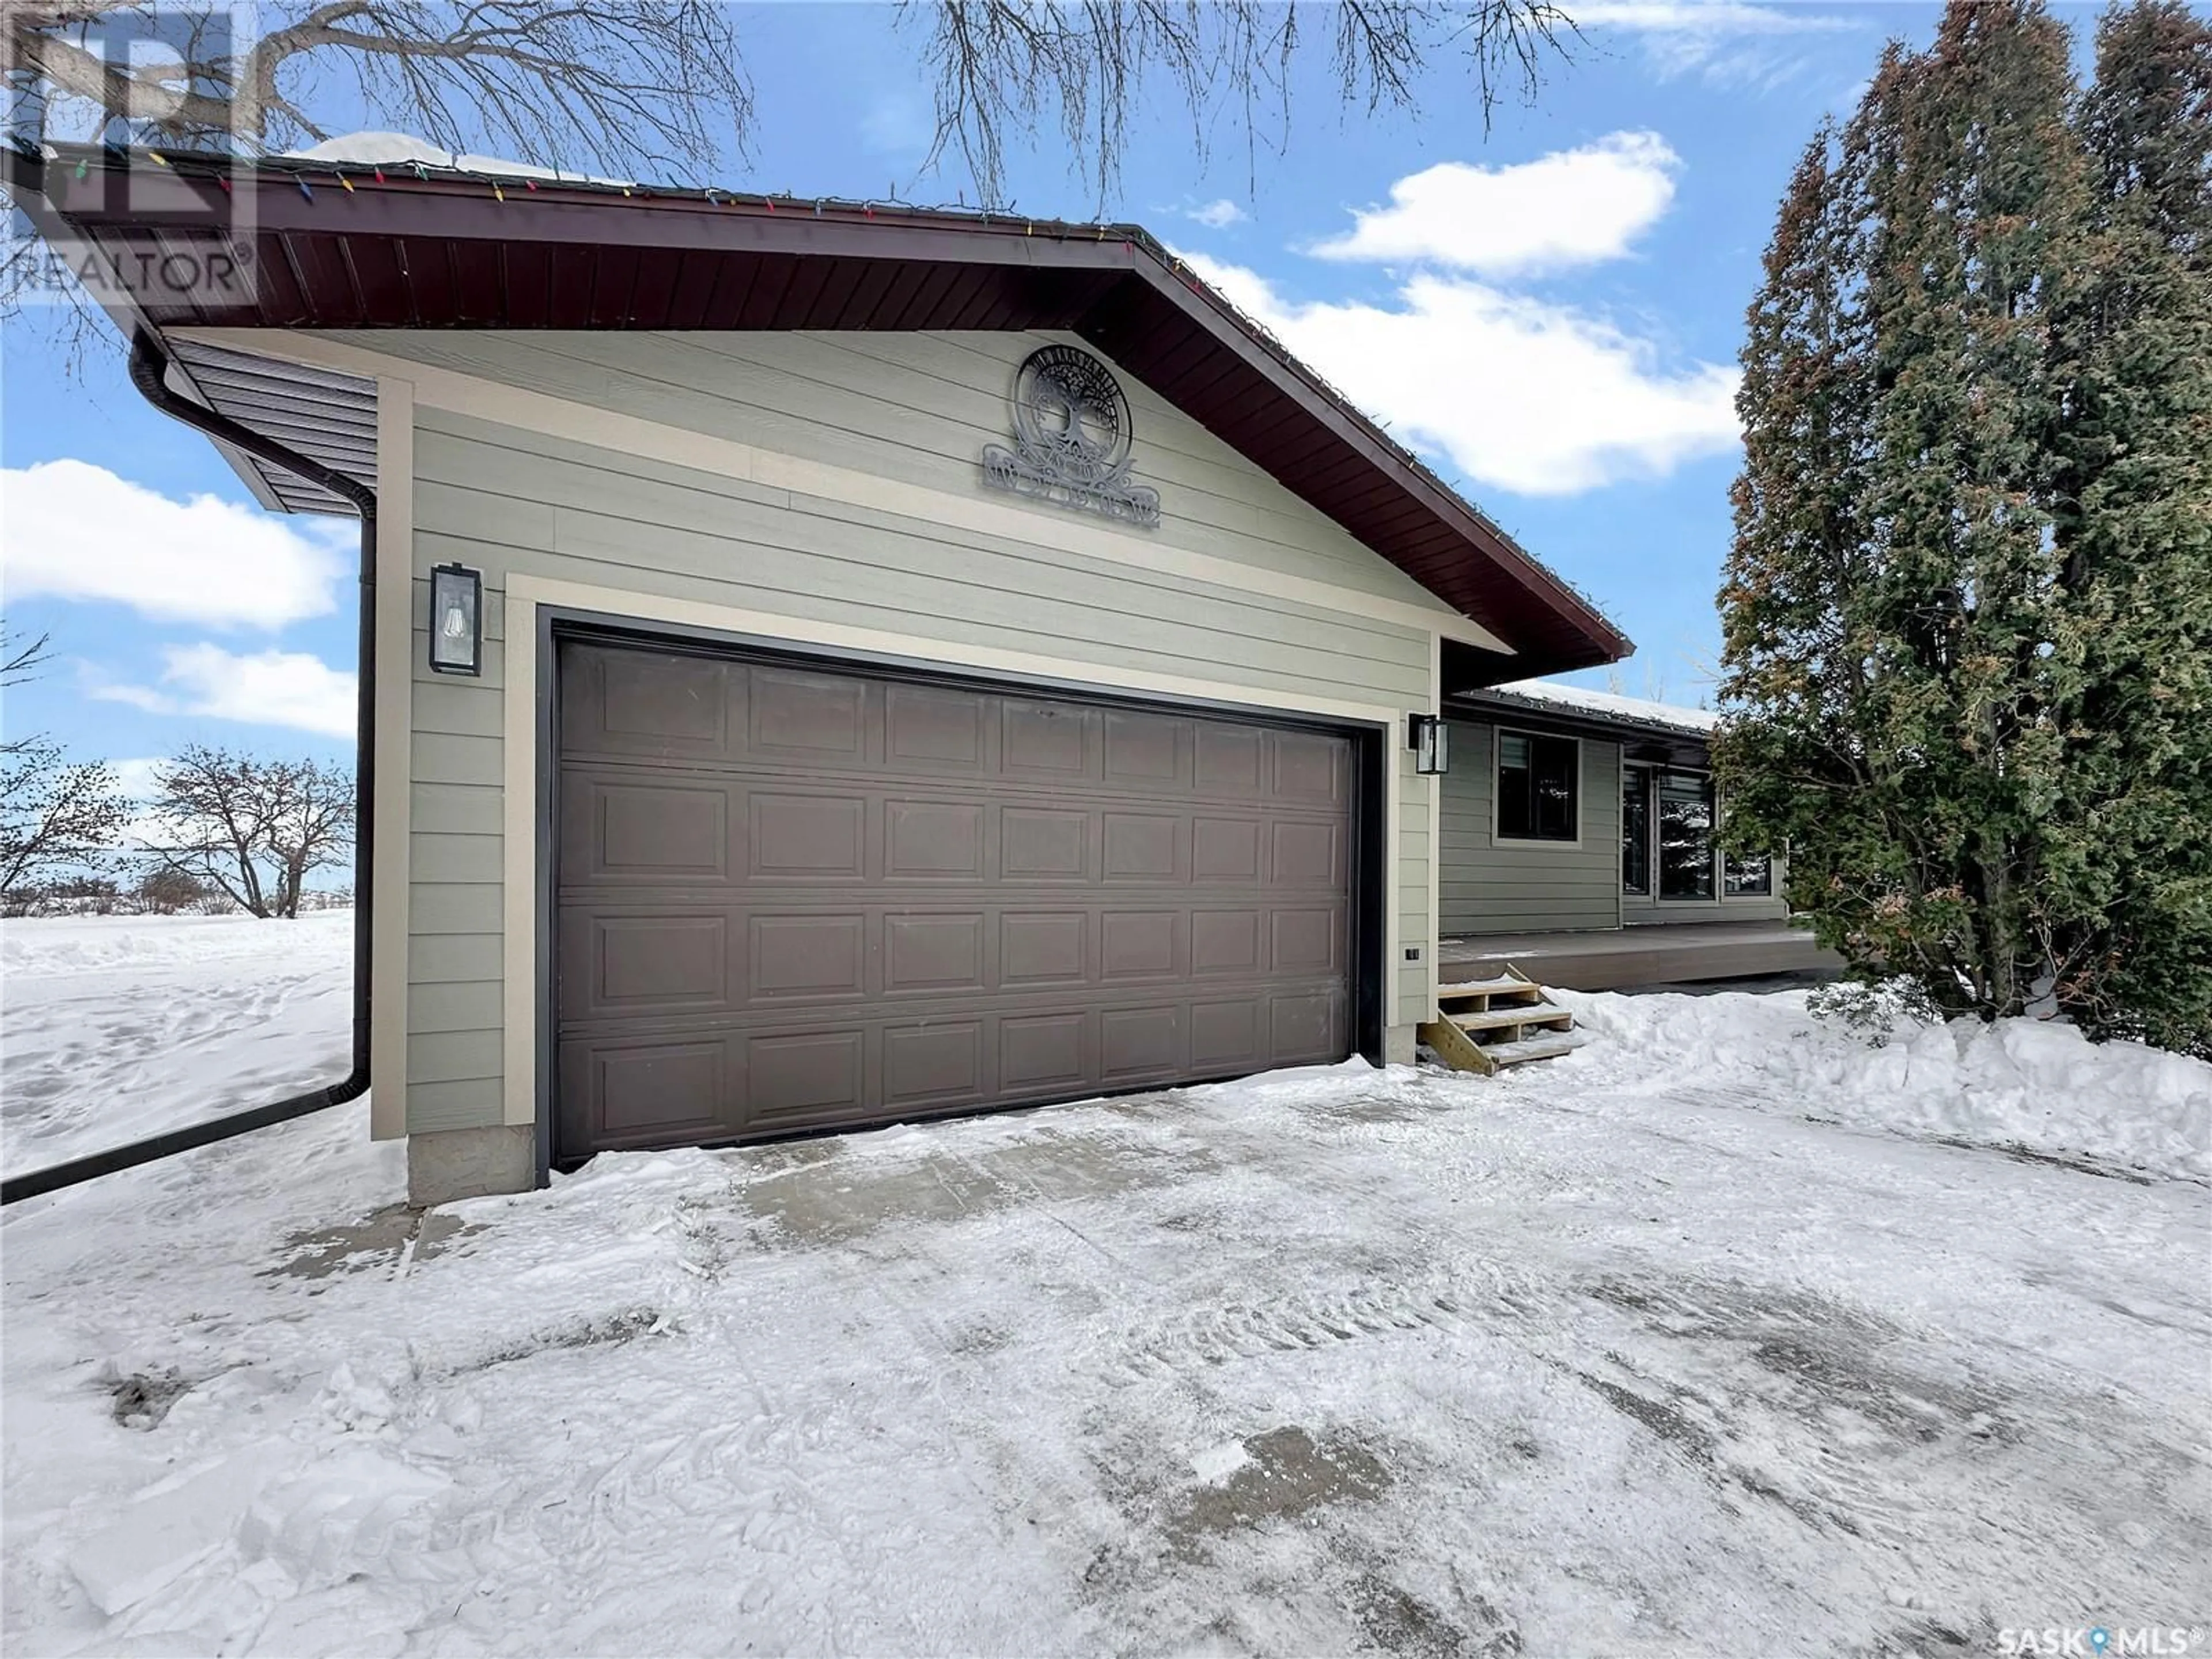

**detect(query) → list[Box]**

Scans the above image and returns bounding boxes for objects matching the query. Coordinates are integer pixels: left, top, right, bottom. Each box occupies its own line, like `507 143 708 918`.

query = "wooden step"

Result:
1487 1037 1580 1067
1450 1006 1574 1036
1422 961 1580 1076
1437 976 1546 1007
1416 1018 1498 1077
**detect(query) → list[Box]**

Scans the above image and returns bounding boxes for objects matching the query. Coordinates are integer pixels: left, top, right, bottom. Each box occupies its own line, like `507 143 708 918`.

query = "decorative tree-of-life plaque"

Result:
980 345 1162 528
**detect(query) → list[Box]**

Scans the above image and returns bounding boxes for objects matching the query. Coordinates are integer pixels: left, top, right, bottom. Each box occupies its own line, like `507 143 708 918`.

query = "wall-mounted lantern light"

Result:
1408 713 1449 776
428 563 483 676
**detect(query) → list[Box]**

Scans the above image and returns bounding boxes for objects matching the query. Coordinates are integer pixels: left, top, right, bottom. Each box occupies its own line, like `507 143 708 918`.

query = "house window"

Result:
1497 732 1578 842
1725 852 1772 896
1657 771 1715 899
1621 766 1652 896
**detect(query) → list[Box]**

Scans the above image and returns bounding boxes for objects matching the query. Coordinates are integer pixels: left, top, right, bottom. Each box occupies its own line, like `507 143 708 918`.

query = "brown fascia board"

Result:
5 142 1631 672
1099 248 1627 669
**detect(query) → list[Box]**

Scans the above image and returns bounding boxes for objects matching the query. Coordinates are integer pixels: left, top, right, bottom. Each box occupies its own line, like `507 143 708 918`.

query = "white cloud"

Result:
1 460 350 630
107 757 167 800
1184 253 1740 497
1572 1 1855 89
1188 198 1248 229
1574 0 1844 35
90 645 357 738
103 758 172 849
1309 134 1681 276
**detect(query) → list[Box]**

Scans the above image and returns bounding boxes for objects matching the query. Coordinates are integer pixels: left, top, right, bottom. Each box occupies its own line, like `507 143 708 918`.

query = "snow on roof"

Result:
1485 678 1718 735
285 131 633 188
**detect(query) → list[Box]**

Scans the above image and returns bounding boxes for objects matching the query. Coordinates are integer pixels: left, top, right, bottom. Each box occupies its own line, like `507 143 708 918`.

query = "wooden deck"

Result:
1438 919 1840 993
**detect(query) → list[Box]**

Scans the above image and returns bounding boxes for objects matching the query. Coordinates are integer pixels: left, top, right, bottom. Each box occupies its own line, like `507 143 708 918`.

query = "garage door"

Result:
554 639 1359 1159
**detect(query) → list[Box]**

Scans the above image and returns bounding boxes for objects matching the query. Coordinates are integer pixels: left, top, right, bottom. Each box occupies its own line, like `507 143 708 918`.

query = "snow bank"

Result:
1555 987 2212 1183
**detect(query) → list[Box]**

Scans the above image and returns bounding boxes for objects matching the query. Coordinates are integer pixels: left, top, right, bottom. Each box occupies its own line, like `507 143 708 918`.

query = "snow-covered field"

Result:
3 919 2209 1657
2 912 353 1178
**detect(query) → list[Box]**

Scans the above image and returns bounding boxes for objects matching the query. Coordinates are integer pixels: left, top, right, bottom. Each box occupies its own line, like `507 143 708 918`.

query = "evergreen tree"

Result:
1717 106 1884 949
1717 0 2212 1055
2049 1 2212 1052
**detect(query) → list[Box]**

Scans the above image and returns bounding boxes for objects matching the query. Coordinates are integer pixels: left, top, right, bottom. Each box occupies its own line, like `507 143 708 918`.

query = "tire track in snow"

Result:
1085 1260 1541 1388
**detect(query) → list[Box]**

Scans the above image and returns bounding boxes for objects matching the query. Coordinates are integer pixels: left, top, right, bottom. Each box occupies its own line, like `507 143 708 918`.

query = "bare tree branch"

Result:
10 2 1574 211
0 738 128 897
6 0 1584 357
2 626 54 692
6 1 756 175
138 746 354 919
907 1 1581 209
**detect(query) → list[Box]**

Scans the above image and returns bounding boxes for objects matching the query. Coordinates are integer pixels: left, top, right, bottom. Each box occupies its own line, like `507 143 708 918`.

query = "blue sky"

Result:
1 0 1964 787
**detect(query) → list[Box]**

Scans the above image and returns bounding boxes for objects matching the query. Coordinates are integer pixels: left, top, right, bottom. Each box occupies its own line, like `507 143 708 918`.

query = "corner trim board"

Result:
1427 632 1442 1011
370 377 414 1139
499 583 539 1127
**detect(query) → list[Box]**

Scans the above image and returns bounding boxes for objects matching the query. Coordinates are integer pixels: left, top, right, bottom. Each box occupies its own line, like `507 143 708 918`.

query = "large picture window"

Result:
1622 763 1779 903
1497 732 1578 842
1621 766 1652 895
1657 771 1716 899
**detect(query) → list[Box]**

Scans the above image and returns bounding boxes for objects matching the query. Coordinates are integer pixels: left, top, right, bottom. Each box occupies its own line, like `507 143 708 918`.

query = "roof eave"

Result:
6 142 1633 671
1448 685 1717 747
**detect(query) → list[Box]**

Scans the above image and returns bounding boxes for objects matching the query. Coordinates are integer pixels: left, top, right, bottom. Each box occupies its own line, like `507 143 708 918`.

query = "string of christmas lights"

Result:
24 138 1154 251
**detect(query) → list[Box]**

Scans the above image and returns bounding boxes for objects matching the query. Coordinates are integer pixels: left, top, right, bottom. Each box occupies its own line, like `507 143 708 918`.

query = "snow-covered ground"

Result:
1 912 353 1177
3 921 2208 1656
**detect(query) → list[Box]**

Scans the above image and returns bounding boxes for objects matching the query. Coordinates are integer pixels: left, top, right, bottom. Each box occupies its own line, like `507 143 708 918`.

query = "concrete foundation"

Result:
1384 1024 1418 1066
408 1124 535 1206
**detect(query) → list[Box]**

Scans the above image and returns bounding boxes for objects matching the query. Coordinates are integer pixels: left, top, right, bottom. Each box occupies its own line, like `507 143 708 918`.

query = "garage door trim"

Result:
533 610 1391 1173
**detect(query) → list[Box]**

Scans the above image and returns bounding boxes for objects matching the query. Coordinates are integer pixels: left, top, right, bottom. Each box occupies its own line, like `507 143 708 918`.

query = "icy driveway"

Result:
5 1057 2209 1656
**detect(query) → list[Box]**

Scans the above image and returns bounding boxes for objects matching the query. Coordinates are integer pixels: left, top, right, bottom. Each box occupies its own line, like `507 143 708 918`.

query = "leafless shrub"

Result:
139 745 355 919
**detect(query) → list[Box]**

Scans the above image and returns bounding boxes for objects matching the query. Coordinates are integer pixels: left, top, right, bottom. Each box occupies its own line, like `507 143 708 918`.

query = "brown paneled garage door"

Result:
554 639 1359 1160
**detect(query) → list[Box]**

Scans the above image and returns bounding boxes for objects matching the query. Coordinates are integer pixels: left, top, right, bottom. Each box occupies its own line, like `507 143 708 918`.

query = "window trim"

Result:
1652 766 1719 902
1491 726 1583 849
1619 761 1653 897
1722 847 1775 899
1618 760 1785 905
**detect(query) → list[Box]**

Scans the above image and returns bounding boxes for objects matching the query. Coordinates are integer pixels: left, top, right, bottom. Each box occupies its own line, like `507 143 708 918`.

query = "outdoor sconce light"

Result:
1408 713 1449 776
428 563 483 676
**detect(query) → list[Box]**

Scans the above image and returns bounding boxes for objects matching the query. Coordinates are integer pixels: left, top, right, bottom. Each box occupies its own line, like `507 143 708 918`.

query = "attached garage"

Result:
555 637 1369 1161
21 143 1633 1202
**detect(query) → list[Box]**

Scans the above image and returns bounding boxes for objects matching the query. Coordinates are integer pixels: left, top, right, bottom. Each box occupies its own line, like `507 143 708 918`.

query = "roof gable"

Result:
5 144 1631 677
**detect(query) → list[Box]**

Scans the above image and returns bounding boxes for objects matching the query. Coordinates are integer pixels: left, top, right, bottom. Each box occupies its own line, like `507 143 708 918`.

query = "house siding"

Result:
1438 720 1623 937
352 329 1448 1137
340 327 1466 615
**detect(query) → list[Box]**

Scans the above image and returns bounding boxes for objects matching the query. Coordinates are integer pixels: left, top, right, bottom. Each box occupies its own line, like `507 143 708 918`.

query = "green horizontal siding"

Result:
339 327 1462 613
1440 721 1623 937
